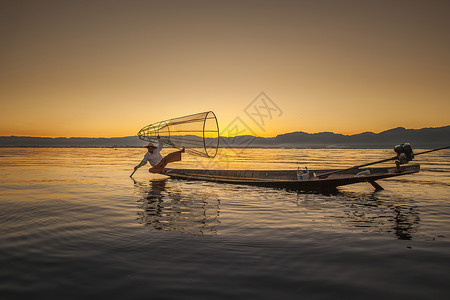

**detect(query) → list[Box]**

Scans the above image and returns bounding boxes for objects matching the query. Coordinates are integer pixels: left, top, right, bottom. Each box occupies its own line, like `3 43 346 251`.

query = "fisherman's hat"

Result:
146 142 156 148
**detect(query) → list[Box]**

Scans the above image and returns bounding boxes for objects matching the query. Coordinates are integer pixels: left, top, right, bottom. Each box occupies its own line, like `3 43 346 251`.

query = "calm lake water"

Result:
0 147 449 299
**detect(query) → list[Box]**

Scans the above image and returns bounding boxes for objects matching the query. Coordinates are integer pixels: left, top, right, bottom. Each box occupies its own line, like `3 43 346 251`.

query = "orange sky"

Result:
1 0 449 138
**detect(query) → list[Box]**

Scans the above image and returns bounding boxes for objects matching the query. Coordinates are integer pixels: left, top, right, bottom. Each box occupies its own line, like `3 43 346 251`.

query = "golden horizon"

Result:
1 124 448 139
1 1 449 138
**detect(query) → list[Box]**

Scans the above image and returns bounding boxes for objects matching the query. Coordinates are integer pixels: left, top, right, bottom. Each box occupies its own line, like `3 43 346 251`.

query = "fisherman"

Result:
134 136 184 174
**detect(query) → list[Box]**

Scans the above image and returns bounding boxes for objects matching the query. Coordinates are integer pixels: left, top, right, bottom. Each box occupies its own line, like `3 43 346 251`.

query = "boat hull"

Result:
166 164 420 191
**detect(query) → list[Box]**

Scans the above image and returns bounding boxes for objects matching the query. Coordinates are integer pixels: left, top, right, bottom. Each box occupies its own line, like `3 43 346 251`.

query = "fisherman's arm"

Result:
134 154 148 170
156 135 163 151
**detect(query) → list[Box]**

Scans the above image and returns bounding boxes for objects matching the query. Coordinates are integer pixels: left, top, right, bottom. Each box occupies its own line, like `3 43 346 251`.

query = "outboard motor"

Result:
394 143 414 165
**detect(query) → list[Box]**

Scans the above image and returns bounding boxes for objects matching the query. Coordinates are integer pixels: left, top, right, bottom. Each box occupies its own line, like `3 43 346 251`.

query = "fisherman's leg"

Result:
149 160 166 174
149 157 171 174
148 166 165 174
163 150 183 164
149 150 183 174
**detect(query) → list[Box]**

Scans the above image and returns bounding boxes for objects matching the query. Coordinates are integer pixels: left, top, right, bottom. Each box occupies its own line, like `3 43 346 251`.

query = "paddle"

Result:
130 158 145 177
318 145 450 179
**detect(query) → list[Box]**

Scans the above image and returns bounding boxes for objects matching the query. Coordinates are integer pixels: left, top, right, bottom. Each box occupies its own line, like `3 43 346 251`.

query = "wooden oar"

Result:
414 146 450 156
318 145 449 179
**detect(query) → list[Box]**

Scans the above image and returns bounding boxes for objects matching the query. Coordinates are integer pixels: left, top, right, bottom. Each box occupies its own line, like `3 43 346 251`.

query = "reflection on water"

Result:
133 179 220 235
392 206 420 240
0 148 448 299
297 190 421 240
342 191 421 240
132 176 422 240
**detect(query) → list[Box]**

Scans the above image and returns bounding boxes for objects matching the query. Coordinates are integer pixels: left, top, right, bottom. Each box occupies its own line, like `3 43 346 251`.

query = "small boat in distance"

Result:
166 164 420 192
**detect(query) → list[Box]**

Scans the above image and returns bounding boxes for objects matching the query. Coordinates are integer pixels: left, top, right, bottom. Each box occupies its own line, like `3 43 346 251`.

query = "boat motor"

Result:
394 143 414 165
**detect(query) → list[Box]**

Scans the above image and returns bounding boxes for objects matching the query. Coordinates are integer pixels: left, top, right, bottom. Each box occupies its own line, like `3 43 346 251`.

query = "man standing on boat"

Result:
134 136 185 174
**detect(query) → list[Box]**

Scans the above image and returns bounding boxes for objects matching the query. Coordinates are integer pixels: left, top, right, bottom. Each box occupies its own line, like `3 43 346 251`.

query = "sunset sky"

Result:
1 0 449 138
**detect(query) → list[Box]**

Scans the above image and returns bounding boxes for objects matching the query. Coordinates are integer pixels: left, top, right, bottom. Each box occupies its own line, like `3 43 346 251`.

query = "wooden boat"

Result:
166 164 420 192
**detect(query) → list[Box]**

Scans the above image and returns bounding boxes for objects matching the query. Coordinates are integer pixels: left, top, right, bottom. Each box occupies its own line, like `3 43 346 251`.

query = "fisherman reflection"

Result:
136 180 166 230
133 179 220 235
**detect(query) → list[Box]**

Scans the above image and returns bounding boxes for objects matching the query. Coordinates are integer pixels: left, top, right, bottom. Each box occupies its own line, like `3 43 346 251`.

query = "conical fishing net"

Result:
137 111 219 158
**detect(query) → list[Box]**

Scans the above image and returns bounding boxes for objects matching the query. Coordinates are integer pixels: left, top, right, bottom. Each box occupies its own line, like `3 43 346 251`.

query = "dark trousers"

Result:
149 150 183 173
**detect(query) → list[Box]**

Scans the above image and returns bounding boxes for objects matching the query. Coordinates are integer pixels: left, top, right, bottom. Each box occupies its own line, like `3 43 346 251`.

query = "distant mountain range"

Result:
1 126 449 149
221 126 450 149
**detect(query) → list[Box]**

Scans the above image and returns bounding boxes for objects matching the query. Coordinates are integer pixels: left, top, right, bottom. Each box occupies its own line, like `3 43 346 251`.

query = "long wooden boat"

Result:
166 164 420 192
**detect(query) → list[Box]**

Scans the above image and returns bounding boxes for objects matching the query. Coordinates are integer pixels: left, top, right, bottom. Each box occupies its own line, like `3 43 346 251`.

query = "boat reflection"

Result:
132 178 420 239
133 179 220 235
391 205 420 240
297 190 420 240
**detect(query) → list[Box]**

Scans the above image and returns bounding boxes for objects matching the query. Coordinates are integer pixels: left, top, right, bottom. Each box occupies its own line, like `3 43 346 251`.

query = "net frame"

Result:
138 111 219 158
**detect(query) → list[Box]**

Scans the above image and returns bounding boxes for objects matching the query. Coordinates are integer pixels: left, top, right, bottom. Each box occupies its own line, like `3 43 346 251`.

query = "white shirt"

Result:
138 139 163 167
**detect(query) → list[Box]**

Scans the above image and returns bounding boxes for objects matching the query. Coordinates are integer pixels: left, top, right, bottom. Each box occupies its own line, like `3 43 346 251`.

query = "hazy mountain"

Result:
219 126 449 148
0 136 147 148
1 126 448 148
